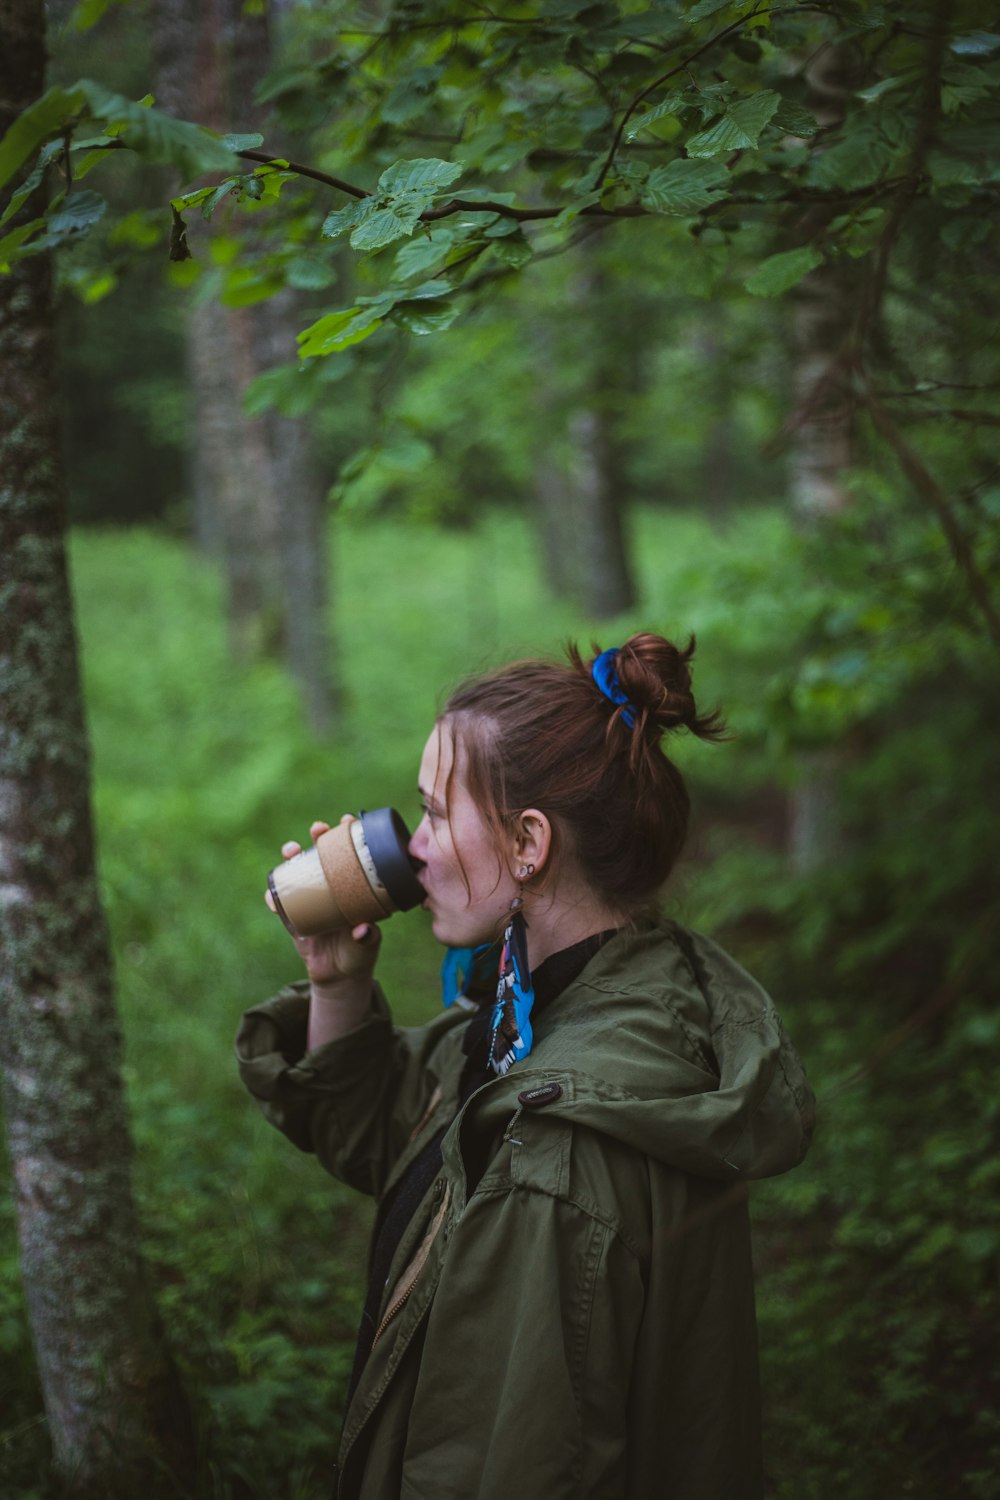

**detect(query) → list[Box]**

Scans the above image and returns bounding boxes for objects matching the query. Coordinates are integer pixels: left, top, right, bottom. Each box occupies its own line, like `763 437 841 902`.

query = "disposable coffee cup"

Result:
267 808 424 938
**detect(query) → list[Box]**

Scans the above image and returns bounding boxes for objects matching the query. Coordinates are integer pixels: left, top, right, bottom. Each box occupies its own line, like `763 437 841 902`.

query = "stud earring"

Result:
517 863 535 879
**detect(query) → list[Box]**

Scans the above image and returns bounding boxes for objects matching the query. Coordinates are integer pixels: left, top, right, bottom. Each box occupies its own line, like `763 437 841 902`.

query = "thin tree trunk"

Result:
531 244 637 616
567 247 636 619
531 320 579 597
787 41 855 872
0 2 194 1491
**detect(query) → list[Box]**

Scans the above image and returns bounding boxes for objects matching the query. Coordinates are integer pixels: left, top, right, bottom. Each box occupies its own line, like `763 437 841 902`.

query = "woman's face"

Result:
409 722 514 949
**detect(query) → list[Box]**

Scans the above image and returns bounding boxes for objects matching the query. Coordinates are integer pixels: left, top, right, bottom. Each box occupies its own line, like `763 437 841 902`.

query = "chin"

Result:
430 910 495 951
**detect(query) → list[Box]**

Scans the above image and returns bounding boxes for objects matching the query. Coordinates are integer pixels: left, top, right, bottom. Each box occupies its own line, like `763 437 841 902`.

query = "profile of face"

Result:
408 722 516 950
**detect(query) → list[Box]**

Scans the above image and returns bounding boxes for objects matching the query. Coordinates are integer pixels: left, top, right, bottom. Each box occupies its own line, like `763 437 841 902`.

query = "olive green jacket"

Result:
235 921 815 1500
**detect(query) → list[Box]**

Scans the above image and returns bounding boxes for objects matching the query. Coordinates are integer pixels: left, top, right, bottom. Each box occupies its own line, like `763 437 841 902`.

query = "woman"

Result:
236 632 815 1500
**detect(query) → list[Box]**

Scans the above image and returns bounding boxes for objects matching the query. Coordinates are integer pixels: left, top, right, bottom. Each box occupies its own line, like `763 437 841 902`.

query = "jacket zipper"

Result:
372 1180 451 1346
373 1279 417 1343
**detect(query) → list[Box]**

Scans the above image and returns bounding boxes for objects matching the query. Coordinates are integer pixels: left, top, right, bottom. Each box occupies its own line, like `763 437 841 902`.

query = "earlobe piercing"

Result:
510 862 535 910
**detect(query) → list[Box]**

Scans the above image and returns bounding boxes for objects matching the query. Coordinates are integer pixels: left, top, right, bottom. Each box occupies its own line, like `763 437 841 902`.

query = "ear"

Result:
509 808 552 879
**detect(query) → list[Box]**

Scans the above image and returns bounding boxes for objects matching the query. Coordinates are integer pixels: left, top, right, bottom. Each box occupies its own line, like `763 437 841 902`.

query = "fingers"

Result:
281 840 302 860
311 819 333 840
350 922 380 946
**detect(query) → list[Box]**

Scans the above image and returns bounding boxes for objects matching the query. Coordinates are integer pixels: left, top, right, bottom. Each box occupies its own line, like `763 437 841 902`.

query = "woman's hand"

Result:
266 816 382 985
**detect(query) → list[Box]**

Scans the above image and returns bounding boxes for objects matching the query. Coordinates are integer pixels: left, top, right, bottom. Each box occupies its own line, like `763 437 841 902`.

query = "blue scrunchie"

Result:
591 647 637 728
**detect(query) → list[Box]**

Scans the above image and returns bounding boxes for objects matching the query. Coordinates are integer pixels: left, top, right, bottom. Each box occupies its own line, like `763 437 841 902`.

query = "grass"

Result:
4 502 995 1497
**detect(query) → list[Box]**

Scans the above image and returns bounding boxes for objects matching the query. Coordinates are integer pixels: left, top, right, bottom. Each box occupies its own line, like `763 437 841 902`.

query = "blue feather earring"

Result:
488 865 536 1075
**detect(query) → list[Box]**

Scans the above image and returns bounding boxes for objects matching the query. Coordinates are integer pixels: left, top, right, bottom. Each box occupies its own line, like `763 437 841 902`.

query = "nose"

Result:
408 815 429 867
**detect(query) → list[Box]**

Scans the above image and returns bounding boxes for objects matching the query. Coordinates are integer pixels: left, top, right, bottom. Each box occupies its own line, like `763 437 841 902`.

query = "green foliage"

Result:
8 0 1000 376
5 496 998 1495
3 4 999 1495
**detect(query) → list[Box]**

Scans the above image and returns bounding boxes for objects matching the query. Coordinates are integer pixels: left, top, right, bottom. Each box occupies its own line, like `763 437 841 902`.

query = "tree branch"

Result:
236 148 370 198
861 380 1000 657
853 0 948 345
591 3 841 191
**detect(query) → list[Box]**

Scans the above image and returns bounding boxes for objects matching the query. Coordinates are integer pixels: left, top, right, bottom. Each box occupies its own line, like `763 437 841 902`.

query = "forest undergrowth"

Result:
1 505 996 1498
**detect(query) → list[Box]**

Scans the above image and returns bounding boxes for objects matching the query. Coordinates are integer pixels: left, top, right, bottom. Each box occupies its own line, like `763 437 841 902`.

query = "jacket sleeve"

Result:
399 1183 645 1500
234 981 462 1199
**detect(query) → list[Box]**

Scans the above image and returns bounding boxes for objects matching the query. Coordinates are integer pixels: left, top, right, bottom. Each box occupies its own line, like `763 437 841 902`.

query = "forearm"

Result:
307 973 375 1051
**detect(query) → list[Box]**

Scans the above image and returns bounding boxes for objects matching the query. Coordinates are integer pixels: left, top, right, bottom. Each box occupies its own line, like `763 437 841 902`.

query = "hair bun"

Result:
612 633 726 742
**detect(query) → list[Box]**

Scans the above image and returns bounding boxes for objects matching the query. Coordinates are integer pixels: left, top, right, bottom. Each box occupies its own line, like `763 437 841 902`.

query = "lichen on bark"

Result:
0 1 194 1492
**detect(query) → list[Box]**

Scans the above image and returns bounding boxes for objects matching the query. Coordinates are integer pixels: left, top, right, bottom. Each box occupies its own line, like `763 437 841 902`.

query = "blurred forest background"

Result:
1 0 999 1496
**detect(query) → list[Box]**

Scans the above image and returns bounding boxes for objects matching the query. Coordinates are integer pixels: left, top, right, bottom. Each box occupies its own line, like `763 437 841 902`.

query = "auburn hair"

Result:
440 631 725 917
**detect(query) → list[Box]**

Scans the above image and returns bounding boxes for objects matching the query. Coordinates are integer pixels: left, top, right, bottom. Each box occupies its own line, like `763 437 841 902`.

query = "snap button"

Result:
517 1081 563 1108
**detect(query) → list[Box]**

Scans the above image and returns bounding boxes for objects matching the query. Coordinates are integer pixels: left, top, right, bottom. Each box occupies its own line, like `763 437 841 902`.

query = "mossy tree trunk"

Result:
151 0 338 733
0 1 194 1492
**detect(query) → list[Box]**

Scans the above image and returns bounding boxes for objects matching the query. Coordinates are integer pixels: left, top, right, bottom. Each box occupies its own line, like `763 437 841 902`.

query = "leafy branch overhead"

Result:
2 1 1000 357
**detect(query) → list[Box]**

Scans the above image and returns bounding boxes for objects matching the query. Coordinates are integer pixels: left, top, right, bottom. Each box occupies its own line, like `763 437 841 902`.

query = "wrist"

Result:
309 973 370 1003
307 973 374 1051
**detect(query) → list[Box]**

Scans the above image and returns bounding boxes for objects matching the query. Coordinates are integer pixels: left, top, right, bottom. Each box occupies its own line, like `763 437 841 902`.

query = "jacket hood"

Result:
469 921 815 1182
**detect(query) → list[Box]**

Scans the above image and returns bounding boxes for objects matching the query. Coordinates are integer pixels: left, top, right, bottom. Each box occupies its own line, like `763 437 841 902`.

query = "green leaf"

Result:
0 218 46 268
201 179 239 219
0 158 47 228
70 0 126 29
351 202 425 251
44 189 107 244
375 157 464 200
626 95 687 140
685 90 781 157
951 32 1000 57
539 193 599 233
220 266 285 308
107 209 162 249
745 244 822 296
170 185 217 213
856 73 919 104
223 133 265 151
286 253 337 290
63 265 118 302
772 99 819 137
393 228 458 280
684 0 731 21
808 126 902 190
321 197 378 243
390 300 461 336
75 79 236 179
381 68 444 126
490 232 533 268
0 84 83 194
297 297 395 358
641 158 728 214
324 161 463 251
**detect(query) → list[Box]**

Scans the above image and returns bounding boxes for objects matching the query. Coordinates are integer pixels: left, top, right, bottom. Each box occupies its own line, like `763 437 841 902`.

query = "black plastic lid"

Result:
358 807 425 912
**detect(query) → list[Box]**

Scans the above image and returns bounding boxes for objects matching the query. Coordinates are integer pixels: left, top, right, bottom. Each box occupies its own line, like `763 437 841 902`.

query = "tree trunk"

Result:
0 2 194 1492
787 42 855 872
567 245 636 618
152 0 338 731
530 244 637 616
531 320 579 598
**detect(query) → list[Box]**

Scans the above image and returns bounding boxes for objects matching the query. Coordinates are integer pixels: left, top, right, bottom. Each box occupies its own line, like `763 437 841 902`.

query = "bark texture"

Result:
787 41 855 872
152 0 338 731
531 243 636 617
0 1 193 1491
